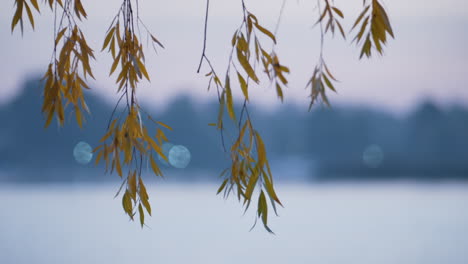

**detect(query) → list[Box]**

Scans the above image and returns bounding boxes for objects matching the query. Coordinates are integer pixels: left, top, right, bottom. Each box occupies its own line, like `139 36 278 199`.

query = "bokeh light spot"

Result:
73 141 93 165
363 144 384 168
168 145 191 169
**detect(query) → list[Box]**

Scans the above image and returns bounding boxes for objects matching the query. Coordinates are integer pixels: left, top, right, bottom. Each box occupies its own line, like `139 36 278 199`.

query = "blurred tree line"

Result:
1 79 467 182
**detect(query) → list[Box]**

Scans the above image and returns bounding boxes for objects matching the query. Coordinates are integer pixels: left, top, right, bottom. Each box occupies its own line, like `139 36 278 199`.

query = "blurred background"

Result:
1 0 468 263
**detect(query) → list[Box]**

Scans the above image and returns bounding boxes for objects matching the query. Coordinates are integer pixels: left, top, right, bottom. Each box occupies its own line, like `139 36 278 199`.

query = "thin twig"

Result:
107 91 126 129
196 0 210 73
274 0 287 37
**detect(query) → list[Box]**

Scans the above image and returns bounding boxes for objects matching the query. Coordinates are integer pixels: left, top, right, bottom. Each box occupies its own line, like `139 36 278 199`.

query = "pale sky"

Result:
1 0 467 113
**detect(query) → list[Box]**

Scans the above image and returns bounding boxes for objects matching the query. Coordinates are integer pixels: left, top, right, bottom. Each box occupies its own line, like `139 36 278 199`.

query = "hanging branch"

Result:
199 0 288 233
95 0 169 228
306 0 340 109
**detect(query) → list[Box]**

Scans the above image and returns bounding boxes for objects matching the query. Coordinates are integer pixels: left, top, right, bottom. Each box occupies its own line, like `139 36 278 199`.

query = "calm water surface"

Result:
1 182 467 264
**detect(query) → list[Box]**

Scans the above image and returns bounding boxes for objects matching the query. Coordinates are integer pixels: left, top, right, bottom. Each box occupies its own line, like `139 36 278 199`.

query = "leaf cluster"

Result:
201 3 288 232
352 0 394 58
95 106 171 226
316 0 346 39
41 4 94 128
217 120 282 233
94 0 168 227
306 58 337 109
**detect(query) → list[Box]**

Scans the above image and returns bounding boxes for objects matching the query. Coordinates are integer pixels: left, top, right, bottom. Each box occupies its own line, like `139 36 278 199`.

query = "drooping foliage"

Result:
9 0 394 232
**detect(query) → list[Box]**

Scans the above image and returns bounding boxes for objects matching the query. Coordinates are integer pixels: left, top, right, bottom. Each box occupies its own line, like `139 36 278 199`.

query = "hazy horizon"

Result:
0 0 467 114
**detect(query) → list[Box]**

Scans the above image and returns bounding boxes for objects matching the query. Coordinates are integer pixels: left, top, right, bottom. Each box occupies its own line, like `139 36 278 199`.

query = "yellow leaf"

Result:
44 104 55 128
336 21 346 39
139 177 151 215
217 92 225 130
276 83 283 102
24 3 35 30
138 203 145 227
150 155 162 177
156 128 168 144
225 76 236 121
128 171 137 200
122 190 133 218
109 52 121 76
217 178 229 194
237 34 248 52
75 106 83 128
115 154 123 177
332 7 344 18
100 127 115 143
244 169 259 202
237 49 259 83
352 6 370 31
375 1 394 37
323 74 336 92
136 59 150 81
231 31 237 46
11 1 23 33
95 150 103 165
102 27 116 51
30 0 40 12
56 97 65 125
262 171 282 206
255 131 266 166
354 16 369 44
254 22 276 44
156 121 172 131
151 34 164 48
74 0 87 20
55 28 67 45
237 72 249 101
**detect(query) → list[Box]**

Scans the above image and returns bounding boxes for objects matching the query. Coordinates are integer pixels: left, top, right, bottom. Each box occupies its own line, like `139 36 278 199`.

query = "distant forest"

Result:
1 79 467 182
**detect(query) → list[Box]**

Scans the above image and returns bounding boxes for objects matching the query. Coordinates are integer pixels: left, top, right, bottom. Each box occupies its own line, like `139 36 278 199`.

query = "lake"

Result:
1 182 468 264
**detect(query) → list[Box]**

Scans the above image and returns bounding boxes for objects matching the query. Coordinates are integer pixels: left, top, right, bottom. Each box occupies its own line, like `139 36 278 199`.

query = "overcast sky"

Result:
1 0 467 113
